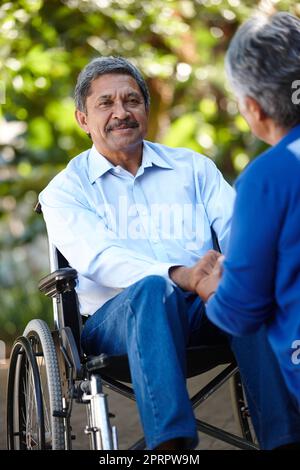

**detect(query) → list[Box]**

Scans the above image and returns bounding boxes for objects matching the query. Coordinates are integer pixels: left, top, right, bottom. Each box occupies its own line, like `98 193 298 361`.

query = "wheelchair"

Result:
6 203 259 450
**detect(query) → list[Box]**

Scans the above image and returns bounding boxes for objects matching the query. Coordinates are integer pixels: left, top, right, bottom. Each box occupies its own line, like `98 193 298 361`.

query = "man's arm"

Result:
168 157 234 292
199 158 235 254
169 250 222 293
40 187 175 289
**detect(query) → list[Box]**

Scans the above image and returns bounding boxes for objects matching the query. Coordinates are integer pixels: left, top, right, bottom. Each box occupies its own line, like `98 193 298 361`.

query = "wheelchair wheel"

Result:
7 319 65 449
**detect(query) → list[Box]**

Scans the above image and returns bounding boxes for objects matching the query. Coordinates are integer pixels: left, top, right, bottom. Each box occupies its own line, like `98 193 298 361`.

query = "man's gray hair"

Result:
75 56 150 113
225 12 300 128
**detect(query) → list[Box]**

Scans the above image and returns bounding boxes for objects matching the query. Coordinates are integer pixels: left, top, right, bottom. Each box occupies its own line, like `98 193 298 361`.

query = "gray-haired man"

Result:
39 52 300 449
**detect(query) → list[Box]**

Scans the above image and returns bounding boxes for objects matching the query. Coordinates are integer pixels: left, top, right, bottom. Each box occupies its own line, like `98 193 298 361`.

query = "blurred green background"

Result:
0 0 298 346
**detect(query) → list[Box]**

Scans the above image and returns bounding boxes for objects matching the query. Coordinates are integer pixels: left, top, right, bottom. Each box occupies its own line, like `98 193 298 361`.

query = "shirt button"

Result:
115 167 121 174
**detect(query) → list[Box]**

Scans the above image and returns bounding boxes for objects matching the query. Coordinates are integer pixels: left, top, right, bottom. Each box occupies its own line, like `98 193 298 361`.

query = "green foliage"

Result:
0 0 298 344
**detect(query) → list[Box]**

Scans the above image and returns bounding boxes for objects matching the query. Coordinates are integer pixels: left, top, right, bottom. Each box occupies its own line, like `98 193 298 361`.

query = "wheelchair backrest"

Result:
35 202 83 355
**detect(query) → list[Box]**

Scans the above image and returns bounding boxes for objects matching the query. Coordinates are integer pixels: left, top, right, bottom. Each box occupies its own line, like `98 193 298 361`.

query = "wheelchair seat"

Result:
92 345 235 383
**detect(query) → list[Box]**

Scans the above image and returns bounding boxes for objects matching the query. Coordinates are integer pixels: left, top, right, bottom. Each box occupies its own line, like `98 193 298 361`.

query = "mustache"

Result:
105 119 139 132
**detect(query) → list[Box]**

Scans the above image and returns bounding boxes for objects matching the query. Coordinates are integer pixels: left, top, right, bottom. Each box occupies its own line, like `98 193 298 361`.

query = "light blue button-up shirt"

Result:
39 140 235 316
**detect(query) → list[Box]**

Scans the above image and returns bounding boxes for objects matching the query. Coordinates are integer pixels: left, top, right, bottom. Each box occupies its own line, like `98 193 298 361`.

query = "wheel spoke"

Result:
38 356 51 435
26 362 37 448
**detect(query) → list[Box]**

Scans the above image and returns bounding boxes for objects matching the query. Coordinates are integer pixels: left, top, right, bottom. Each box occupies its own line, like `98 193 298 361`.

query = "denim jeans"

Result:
81 275 300 449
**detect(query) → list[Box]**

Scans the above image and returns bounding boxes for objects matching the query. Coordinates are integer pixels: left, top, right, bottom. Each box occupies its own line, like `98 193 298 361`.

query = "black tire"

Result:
7 320 65 449
7 336 44 449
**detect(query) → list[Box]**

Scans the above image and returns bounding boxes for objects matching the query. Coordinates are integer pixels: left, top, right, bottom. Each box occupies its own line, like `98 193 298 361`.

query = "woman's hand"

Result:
169 250 224 301
192 250 224 302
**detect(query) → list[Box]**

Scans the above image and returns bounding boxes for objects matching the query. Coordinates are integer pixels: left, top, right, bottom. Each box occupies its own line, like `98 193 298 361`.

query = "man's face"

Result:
76 73 148 157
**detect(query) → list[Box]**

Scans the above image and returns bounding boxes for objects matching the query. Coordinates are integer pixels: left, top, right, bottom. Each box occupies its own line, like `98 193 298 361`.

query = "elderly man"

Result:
197 12 300 450
39 55 298 450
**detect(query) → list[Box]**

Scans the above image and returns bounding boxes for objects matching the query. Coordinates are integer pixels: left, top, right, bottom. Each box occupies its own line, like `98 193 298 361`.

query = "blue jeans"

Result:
81 275 300 449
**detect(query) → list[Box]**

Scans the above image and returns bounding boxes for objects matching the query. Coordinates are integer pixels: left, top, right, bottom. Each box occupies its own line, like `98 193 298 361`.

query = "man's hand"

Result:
193 250 224 302
169 250 224 301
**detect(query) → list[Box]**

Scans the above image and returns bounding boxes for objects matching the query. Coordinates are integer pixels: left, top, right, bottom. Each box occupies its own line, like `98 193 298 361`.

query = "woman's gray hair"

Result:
225 12 300 128
75 56 150 113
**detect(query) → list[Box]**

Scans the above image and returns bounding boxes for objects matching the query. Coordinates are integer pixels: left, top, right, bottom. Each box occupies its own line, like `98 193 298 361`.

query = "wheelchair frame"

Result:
6 204 259 450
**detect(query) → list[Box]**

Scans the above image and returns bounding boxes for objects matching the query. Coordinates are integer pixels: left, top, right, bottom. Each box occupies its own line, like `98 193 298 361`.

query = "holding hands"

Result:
169 250 224 302
192 250 224 302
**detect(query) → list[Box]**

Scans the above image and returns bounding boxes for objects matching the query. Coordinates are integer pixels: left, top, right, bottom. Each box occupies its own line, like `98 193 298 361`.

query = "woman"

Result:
196 11 300 448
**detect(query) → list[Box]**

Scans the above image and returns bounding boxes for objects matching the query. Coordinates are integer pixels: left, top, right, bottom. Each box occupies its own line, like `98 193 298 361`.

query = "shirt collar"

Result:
88 141 173 183
88 145 115 183
276 123 300 150
141 140 173 170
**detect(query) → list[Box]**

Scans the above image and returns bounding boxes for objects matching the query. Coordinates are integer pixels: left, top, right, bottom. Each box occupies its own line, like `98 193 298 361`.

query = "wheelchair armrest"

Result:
38 268 78 298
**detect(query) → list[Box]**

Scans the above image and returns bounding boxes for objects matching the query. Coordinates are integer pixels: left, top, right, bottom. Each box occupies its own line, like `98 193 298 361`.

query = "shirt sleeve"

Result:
199 157 236 254
39 185 175 289
205 174 281 336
